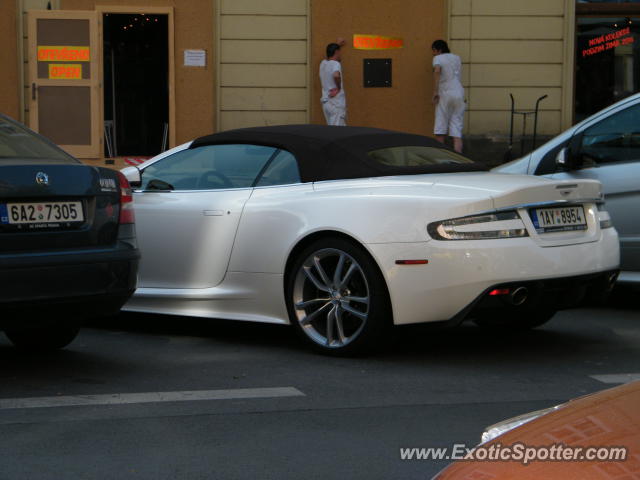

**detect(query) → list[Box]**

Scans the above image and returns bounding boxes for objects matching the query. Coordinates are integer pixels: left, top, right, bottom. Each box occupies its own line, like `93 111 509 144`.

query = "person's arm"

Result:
329 38 346 97
329 70 342 98
329 71 342 98
432 65 441 104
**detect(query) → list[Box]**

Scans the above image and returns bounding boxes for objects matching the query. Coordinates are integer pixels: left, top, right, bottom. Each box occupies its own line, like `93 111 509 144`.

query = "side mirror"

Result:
145 178 174 191
555 147 572 171
121 166 142 188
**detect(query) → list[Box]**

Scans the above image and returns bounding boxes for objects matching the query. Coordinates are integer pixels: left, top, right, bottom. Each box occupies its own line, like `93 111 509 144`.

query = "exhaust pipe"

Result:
509 287 529 306
606 272 619 291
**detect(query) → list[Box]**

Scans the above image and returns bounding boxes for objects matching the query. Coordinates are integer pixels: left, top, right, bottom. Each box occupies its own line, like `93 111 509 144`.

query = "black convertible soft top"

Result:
191 125 486 183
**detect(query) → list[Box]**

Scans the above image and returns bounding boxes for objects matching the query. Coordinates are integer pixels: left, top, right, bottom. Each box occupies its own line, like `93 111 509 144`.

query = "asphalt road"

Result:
1 297 638 480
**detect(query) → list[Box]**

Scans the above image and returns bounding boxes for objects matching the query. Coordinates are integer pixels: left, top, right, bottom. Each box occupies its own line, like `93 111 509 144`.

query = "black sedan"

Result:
0 114 139 350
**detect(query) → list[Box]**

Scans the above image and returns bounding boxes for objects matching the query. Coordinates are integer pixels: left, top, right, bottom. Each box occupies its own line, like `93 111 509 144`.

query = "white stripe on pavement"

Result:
0 387 305 410
590 373 640 384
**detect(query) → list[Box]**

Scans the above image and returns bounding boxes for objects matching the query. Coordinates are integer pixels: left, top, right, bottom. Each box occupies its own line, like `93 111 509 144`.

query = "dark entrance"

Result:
103 13 168 157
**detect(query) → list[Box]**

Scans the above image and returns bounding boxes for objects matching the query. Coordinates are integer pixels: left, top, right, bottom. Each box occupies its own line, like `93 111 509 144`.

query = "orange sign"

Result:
48 64 82 79
38 46 90 62
353 34 403 50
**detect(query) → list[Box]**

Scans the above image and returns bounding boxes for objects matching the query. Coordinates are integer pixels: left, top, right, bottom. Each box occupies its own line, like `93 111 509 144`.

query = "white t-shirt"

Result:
433 53 464 98
319 59 346 107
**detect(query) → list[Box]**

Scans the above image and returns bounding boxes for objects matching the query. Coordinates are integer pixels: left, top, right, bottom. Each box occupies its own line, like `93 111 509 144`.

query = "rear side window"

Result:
255 150 301 186
580 103 640 166
141 144 277 191
368 146 475 167
0 116 77 164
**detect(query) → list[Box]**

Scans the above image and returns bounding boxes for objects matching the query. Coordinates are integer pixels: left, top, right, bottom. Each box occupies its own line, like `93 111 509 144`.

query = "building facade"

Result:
451 0 640 162
0 0 638 163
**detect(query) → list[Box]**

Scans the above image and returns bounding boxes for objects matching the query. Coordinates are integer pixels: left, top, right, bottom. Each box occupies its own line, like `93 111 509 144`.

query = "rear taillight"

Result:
117 171 135 224
489 288 510 296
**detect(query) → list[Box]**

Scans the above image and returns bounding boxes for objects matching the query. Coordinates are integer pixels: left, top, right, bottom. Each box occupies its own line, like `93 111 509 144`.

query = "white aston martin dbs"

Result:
121 125 619 354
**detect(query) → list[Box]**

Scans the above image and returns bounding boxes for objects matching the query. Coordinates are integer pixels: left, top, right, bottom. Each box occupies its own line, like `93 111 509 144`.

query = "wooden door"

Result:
28 10 101 158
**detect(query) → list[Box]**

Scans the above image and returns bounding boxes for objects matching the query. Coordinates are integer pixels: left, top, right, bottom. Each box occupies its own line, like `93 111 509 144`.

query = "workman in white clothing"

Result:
431 39 465 153
320 39 347 126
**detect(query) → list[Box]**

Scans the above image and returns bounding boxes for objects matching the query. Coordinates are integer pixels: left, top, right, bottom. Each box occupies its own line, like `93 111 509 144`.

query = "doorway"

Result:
103 12 169 157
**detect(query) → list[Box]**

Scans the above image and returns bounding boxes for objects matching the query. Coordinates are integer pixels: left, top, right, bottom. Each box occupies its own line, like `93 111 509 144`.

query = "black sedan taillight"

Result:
117 171 135 224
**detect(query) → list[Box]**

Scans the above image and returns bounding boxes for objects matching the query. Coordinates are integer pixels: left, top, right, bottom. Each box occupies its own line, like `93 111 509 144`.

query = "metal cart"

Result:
504 94 548 162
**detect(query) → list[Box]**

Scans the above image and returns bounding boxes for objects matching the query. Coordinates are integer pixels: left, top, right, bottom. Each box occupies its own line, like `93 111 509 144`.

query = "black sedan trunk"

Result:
0 163 122 253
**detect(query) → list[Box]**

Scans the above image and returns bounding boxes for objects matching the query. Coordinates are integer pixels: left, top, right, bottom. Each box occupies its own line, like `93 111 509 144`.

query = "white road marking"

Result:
590 373 640 384
0 387 305 410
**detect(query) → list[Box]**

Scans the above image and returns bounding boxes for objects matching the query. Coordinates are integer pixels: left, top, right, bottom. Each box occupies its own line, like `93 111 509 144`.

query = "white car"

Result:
121 125 619 354
495 93 640 286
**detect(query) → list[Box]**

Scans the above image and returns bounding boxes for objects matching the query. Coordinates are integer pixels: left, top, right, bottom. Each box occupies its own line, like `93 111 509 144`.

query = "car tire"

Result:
472 307 557 331
286 237 392 356
4 325 80 351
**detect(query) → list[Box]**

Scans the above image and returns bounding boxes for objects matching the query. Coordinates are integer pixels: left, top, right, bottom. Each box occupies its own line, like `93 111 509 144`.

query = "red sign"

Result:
123 157 151 166
582 27 634 58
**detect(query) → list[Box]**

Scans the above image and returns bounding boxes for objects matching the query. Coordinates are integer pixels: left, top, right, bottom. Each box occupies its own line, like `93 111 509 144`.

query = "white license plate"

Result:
530 206 587 233
0 201 84 225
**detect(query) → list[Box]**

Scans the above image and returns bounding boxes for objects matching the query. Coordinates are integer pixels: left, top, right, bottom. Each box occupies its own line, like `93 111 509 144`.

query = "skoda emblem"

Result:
35 171 49 186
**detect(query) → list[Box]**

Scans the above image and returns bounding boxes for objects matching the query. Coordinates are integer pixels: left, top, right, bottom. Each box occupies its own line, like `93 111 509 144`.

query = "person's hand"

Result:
329 88 340 98
336 37 346 47
432 94 440 105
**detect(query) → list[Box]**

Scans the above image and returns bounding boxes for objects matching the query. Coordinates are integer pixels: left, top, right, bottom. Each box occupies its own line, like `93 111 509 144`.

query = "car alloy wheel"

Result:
292 248 371 349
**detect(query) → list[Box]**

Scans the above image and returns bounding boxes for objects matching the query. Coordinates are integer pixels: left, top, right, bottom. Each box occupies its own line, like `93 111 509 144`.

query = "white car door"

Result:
551 102 640 273
133 143 279 289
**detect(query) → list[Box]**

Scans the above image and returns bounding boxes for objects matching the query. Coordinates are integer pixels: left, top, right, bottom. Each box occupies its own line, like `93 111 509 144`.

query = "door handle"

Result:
31 83 37 101
203 210 224 216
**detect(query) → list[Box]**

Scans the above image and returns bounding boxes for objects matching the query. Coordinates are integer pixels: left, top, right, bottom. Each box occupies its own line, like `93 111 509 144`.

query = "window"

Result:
580 102 640 166
0 116 77 164
255 150 301 186
140 144 277 191
367 146 474 167
575 16 640 121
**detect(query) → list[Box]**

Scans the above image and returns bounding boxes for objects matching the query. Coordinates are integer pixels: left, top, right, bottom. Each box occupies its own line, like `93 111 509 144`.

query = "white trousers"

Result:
322 101 347 126
434 94 465 138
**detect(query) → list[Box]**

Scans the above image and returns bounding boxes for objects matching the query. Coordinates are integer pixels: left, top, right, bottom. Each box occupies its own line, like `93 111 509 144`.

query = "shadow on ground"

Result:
1 292 636 379
83 292 638 362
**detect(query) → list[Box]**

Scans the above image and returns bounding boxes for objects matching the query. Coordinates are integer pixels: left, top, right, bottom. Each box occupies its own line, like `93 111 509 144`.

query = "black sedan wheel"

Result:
4 325 80 351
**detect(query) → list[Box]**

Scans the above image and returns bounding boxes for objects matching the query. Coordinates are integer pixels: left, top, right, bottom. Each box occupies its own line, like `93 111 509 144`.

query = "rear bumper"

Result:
460 269 619 322
0 245 139 326
367 227 620 325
